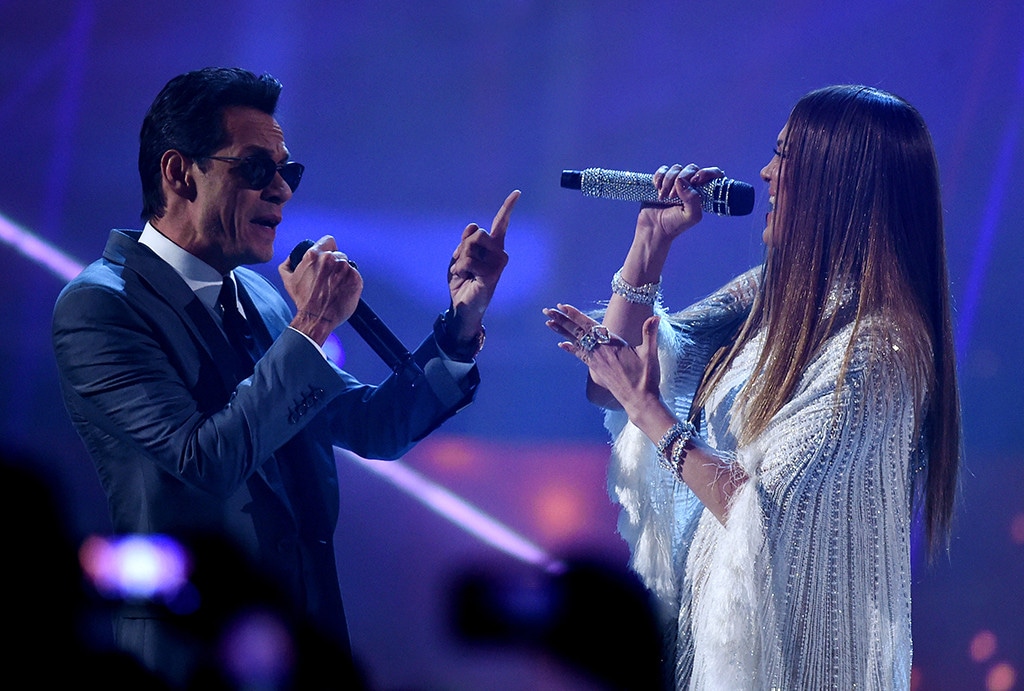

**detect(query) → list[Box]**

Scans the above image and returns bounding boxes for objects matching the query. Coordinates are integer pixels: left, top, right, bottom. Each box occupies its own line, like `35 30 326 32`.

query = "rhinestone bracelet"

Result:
655 420 697 475
611 269 661 305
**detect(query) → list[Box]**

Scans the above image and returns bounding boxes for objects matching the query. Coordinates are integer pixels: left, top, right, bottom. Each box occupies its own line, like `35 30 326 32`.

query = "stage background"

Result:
1 2 1021 689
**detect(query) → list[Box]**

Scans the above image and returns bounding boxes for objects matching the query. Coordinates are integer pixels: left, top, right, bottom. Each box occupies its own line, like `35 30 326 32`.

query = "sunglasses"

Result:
199 155 305 192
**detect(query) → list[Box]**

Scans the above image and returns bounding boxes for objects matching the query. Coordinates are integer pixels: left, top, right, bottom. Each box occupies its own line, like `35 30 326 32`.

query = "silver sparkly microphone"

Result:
560 167 756 216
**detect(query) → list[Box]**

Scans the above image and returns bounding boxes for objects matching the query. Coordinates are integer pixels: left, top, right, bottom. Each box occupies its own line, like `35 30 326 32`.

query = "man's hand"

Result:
278 235 363 345
445 190 520 342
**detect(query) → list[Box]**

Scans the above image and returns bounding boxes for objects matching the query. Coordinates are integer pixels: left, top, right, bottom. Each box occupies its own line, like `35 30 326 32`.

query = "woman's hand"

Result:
545 301 747 523
543 303 665 420
635 164 726 244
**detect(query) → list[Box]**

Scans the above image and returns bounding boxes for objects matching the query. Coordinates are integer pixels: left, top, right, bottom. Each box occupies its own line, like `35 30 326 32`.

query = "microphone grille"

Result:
704 178 755 216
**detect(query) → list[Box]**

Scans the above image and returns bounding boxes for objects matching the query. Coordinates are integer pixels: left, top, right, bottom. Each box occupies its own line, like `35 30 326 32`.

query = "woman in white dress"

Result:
544 85 961 690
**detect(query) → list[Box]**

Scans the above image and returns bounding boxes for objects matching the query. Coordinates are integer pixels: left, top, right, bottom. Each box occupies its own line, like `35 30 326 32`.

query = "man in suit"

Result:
52 67 519 687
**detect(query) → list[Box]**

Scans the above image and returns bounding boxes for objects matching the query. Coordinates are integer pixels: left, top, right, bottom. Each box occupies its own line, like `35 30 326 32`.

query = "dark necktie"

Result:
218 275 259 377
217 279 292 515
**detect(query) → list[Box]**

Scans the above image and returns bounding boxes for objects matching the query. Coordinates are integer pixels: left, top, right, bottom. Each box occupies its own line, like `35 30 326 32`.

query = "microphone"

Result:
560 167 755 216
288 239 413 373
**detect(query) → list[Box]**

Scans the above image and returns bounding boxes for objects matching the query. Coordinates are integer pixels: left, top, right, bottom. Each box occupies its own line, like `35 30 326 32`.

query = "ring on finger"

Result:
577 325 611 352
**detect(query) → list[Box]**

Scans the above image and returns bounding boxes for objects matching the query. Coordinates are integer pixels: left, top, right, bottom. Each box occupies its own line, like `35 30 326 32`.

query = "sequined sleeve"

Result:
686 316 919 689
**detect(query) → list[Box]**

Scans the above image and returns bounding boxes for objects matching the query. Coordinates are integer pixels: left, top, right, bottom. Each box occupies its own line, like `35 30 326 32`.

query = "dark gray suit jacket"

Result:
52 229 477 679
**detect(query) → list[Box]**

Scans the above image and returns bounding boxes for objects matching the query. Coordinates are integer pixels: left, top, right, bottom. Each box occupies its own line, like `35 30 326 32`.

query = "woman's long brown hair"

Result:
694 85 961 554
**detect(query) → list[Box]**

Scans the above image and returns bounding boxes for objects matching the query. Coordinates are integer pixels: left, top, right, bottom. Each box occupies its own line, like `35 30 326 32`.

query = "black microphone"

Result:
288 239 413 373
560 168 755 216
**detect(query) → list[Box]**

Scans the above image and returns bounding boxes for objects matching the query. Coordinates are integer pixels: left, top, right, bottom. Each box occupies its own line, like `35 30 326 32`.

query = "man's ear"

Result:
161 150 197 202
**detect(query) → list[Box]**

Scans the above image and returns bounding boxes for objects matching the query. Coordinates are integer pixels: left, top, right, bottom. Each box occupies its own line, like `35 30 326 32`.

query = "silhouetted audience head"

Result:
1 447 165 687
451 556 664 689
2 446 367 689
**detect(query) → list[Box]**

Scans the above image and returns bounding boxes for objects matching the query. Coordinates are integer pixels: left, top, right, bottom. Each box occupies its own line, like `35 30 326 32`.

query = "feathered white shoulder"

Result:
605 311 687 605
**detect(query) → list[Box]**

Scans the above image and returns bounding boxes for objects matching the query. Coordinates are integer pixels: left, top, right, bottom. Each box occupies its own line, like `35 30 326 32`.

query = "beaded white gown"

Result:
604 270 919 690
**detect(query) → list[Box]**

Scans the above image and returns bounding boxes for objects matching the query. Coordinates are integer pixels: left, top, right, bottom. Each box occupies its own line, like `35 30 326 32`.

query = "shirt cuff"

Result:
433 342 476 378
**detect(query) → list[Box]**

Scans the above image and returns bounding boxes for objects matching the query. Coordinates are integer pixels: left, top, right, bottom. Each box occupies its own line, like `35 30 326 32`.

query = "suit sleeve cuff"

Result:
288 325 329 360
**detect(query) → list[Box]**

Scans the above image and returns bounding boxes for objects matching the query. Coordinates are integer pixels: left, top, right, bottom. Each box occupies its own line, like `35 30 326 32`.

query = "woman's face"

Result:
759 123 789 245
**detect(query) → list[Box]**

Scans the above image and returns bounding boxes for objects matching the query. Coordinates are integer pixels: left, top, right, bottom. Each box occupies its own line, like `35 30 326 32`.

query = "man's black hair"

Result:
138 67 282 220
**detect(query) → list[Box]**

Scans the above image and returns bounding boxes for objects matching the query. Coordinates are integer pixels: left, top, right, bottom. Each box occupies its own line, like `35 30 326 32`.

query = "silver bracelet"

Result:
655 420 697 475
611 269 661 305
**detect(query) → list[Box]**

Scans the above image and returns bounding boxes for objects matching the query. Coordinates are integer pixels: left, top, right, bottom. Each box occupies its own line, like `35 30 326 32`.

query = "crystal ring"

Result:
578 325 611 352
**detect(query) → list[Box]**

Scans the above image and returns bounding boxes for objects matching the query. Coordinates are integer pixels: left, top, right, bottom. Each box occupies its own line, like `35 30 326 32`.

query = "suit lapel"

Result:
106 231 299 521
234 278 276 355
109 231 244 394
